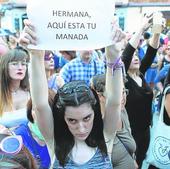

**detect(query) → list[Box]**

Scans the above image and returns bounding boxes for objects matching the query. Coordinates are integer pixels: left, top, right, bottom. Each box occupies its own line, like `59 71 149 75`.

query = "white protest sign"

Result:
26 0 115 50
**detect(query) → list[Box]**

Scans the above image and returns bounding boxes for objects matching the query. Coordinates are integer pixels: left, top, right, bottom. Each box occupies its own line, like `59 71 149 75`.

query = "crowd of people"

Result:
0 11 170 169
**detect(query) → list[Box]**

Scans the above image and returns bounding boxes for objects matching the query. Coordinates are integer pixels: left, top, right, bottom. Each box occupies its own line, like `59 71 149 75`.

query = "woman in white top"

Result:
0 46 30 128
19 19 125 168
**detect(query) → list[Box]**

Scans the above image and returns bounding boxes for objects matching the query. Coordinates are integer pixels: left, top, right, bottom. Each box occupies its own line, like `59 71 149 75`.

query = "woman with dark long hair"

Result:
19 19 125 168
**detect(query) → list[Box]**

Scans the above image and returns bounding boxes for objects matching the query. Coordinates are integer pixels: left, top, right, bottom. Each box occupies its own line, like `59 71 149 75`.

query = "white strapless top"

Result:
0 108 28 128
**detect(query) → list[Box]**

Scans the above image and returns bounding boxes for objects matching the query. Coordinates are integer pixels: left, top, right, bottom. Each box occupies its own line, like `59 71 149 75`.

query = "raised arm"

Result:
19 20 54 142
122 14 152 72
103 24 125 138
140 12 166 74
139 33 160 74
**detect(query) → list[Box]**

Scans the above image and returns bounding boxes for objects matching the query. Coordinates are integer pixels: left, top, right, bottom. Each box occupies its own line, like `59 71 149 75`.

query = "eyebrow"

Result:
83 114 92 119
66 113 93 120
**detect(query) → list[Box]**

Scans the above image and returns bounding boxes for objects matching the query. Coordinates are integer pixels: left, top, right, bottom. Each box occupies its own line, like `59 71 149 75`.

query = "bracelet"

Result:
104 56 124 74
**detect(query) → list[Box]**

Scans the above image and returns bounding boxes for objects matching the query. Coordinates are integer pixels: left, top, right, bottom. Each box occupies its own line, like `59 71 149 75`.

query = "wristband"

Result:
104 57 124 74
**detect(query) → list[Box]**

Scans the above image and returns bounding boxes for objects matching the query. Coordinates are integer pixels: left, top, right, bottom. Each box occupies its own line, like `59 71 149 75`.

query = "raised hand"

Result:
106 21 126 60
19 19 37 47
19 19 44 56
140 13 153 31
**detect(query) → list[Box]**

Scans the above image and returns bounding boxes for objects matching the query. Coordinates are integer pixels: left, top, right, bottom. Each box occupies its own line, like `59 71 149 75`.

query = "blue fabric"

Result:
138 47 145 61
48 73 59 92
53 54 60 69
145 67 158 84
14 124 50 169
59 56 69 68
154 64 170 83
53 148 113 169
142 45 158 84
60 57 105 86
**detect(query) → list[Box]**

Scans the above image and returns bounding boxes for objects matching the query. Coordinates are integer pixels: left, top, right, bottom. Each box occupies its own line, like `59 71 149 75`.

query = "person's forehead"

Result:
11 58 26 61
65 103 93 119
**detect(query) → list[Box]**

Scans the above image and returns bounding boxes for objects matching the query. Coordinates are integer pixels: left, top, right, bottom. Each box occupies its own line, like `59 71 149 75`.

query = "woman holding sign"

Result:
19 19 125 168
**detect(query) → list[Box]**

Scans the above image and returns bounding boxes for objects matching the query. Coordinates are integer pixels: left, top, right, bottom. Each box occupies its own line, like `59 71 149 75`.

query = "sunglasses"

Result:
59 83 89 95
57 81 96 106
44 56 54 61
44 52 54 61
0 135 23 155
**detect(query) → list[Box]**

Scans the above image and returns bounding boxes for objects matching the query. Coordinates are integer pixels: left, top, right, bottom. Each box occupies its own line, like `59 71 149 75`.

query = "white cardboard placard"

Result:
26 0 115 50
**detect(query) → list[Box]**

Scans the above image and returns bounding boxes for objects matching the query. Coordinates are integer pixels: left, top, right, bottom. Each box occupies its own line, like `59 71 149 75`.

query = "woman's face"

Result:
129 53 140 70
44 53 55 70
64 103 94 141
8 59 27 81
